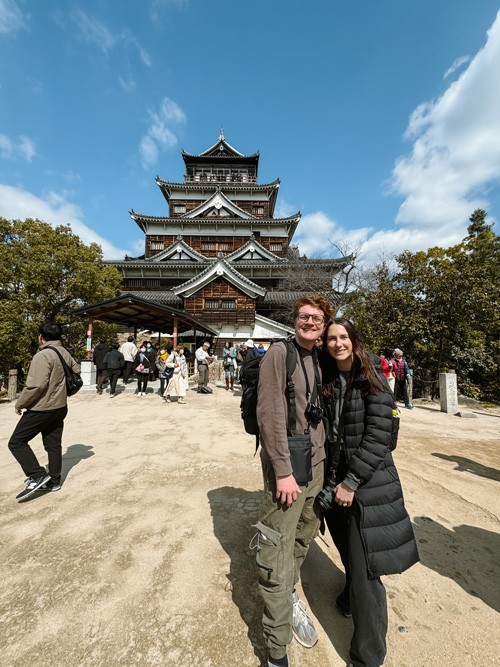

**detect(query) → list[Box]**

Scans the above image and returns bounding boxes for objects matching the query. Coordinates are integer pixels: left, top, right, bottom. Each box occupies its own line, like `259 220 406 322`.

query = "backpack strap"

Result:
284 339 298 435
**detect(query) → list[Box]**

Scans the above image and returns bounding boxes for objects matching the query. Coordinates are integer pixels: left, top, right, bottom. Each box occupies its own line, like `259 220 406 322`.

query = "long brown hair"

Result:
321 318 385 395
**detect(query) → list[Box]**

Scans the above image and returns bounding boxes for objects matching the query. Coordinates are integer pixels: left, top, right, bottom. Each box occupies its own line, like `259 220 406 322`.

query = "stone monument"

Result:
439 372 458 414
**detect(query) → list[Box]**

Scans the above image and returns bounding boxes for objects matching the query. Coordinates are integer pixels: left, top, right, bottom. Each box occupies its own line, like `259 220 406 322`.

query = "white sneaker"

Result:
292 590 318 648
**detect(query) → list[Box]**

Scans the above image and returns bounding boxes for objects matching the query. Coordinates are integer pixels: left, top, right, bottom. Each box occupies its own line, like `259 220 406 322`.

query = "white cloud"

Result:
0 0 27 34
443 55 471 79
73 9 117 53
294 211 372 258
139 97 186 169
0 184 130 260
150 0 188 22
0 134 36 162
388 10 500 249
54 10 151 70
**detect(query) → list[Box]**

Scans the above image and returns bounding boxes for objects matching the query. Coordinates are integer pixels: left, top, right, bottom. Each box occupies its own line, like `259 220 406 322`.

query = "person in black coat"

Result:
92 339 110 394
320 318 419 667
103 344 124 397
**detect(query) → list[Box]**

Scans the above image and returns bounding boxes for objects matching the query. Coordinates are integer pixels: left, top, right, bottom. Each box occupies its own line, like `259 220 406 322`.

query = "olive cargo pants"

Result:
254 461 324 659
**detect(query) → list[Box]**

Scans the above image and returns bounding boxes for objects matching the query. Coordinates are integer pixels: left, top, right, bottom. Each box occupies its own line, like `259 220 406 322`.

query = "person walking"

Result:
134 345 151 396
254 294 334 667
144 341 156 381
222 340 237 391
92 338 109 394
155 346 169 396
120 336 137 385
320 318 419 667
393 348 413 408
379 347 396 393
103 343 124 397
195 342 213 394
8 322 81 501
163 345 188 404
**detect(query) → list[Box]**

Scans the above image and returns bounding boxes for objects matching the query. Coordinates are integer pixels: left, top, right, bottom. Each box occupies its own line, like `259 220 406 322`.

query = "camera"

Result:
316 470 337 512
304 402 324 425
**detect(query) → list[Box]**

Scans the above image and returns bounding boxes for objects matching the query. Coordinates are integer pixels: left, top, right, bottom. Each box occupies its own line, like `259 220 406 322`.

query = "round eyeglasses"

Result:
297 313 324 324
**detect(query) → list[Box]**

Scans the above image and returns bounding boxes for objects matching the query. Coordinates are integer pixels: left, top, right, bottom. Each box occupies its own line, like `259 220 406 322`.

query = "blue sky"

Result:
1 0 499 263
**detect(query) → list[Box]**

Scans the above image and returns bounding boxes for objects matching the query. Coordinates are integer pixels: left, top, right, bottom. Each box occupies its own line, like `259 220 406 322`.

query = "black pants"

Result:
122 361 134 384
325 457 387 667
108 370 121 394
96 368 107 390
395 378 409 404
8 406 68 484
137 375 149 392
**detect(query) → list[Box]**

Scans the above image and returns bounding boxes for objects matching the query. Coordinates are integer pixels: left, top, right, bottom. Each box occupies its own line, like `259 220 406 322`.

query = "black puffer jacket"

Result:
325 354 419 578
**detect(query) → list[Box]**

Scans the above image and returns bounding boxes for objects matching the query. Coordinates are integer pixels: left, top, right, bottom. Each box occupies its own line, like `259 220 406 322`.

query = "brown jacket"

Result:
256 340 326 478
15 340 81 412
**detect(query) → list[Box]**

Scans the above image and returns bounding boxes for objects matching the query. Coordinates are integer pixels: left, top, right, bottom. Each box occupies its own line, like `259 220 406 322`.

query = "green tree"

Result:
346 210 499 401
0 218 122 376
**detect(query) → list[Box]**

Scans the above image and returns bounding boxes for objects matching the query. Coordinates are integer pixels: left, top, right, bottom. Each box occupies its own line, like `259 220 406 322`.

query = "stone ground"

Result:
0 380 499 667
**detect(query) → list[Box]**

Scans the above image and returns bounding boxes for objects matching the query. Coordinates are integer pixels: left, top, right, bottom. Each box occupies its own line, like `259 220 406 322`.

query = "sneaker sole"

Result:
292 629 318 648
16 474 51 502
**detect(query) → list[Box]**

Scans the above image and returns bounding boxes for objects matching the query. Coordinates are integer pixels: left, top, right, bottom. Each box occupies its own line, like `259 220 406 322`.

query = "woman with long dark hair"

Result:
320 318 418 667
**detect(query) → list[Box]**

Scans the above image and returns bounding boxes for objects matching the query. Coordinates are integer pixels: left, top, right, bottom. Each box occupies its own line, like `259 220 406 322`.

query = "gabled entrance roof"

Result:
172 257 266 299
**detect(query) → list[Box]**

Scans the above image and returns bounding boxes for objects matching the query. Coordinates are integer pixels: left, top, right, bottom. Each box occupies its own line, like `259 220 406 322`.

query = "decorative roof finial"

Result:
219 127 225 141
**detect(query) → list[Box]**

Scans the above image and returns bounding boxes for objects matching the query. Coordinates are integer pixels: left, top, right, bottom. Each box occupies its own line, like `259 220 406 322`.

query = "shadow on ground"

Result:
61 443 94 482
431 452 500 482
301 537 352 663
208 486 267 665
209 487 353 664
413 516 500 613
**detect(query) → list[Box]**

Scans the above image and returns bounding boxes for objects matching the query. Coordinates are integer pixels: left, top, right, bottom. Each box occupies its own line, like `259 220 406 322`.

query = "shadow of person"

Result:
61 443 94 483
431 452 500 482
207 486 267 666
300 537 353 662
413 516 500 612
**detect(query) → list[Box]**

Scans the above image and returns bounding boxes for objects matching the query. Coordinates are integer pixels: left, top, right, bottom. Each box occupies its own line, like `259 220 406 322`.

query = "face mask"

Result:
140 347 146 353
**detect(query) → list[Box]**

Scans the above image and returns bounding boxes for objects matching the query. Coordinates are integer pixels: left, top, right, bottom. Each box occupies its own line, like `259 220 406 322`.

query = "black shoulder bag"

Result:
46 346 83 396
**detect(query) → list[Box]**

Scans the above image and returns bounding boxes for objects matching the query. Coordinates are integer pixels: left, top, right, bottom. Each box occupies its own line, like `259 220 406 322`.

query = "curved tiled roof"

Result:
130 210 300 225
155 177 280 191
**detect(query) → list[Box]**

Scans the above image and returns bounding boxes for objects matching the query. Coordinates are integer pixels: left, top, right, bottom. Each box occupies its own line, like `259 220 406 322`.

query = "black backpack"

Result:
46 346 83 396
239 339 297 447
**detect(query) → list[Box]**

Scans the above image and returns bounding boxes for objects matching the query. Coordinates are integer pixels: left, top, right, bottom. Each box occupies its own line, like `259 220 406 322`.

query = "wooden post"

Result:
8 369 17 402
173 317 178 349
86 317 93 360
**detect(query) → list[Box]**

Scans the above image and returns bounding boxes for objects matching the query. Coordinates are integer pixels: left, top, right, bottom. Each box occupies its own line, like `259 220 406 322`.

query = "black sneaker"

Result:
40 480 62 492
335 588 352 617
16 473 51 502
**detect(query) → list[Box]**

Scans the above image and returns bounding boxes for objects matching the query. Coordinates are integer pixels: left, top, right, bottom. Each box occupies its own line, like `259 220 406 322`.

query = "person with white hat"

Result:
393 348 412 408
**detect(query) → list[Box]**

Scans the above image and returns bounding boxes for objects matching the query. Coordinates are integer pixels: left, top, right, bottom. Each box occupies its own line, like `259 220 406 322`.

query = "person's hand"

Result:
334 482 355 507
15 407 22 416
275 474 301 507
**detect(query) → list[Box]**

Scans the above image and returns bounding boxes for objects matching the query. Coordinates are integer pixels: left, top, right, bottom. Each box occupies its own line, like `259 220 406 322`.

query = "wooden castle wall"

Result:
183 277 255 325
146 234 288 258
169 199 271 218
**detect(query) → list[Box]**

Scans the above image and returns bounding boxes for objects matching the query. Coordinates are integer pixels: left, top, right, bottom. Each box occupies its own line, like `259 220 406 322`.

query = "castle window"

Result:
205 299 236 310
270 242 283 252
202 242 217 252
205 299 220 309
174 205 186 214
150 242 164 251
253 207 264 215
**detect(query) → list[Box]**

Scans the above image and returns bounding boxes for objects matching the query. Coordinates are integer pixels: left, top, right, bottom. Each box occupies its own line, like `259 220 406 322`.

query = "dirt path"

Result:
1 384 499 666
